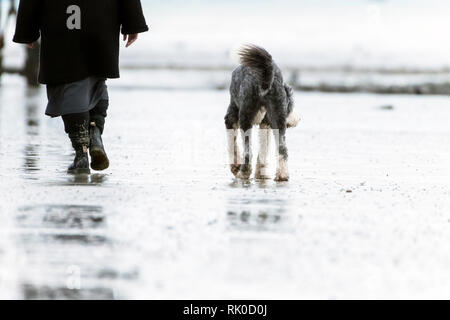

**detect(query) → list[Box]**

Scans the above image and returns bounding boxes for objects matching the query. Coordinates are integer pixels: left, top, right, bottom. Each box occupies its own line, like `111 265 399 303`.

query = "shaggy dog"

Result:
225 45 300 181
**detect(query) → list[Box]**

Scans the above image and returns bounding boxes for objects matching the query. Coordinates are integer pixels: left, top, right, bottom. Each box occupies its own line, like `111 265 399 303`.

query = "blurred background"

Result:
2 0 450 93
1 0 450 300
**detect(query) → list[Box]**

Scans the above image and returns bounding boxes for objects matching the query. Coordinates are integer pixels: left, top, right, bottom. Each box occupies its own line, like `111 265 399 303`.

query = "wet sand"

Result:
1 75 450 299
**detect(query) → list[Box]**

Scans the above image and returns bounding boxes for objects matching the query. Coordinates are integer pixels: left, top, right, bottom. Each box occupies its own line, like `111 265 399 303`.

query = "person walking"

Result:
13 0 149 174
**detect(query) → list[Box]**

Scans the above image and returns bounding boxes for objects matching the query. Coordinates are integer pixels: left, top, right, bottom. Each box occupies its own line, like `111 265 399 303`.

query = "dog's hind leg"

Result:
255 117 271 180
237 113 255 180
273 126 289 182
225 103 241 177
238 127 252 180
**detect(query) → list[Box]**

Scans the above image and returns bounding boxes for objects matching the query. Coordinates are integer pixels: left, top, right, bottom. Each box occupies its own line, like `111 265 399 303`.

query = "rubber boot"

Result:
89 122 109 171
67 124 90 175
68 145 90 174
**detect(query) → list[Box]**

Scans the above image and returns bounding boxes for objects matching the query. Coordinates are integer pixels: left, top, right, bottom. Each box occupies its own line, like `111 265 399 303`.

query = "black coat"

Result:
13 0 149 85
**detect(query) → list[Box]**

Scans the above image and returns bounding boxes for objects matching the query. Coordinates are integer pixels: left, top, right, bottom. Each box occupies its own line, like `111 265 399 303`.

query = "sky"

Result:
2 0 450 70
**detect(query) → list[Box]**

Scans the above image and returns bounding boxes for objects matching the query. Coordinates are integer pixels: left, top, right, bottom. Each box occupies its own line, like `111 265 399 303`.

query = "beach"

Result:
1 72 450 299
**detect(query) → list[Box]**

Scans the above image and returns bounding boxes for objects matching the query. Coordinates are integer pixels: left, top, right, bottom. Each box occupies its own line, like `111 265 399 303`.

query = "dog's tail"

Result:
238 45 275 91
285 83 295 115
285 83 300 128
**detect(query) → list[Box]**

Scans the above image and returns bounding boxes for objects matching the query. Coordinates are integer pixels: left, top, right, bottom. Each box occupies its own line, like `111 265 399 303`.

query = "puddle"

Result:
18 205 105 229
22 284 114 300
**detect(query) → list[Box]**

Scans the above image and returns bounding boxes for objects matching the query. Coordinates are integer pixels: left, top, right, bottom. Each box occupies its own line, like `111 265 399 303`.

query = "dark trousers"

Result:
62 99 109 135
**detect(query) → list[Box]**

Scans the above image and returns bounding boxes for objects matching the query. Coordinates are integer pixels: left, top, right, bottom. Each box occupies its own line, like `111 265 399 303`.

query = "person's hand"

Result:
26 43 35 49
123 34 138 48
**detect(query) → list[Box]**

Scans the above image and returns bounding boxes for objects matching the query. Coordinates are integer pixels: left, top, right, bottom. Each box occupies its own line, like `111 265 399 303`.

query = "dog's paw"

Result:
230 164 241 177
255 173 271 180
255 165 271 180
275 157 289 181
286 111 300 128
275 170 289 182
238 171 252 180
237 165 252 180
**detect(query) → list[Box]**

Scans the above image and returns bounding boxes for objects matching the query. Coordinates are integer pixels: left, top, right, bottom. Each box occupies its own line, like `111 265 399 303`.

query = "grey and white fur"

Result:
224 45 300 181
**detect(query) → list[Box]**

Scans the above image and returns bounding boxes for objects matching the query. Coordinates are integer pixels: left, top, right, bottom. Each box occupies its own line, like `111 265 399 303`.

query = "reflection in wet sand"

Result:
43 173 110 187
18 204 105 229
229 178 290 190
228 179 252 189
22 284 114 300
23 144 40 173
24 94 40 136
17 204 108 244
90 173 109 185
226 194 289 233
228 210 281 224
22 89 41 177
15 204 123 299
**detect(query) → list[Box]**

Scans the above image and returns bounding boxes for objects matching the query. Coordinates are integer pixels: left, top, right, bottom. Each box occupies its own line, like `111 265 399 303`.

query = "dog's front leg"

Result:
255 123 271 179
226 124 241 177
237 127 253 179
273 128 289 182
